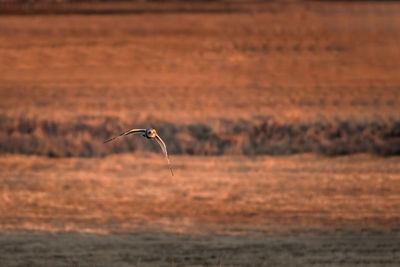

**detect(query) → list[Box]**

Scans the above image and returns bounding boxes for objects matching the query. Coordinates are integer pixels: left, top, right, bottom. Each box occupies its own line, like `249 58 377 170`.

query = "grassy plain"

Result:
1 154 399 233
0 154 399 265
0 0 400 265
0 1 399 123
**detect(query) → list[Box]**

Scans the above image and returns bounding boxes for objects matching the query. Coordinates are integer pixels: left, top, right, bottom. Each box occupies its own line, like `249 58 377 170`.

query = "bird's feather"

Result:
104 128 146 143
155 134 174 176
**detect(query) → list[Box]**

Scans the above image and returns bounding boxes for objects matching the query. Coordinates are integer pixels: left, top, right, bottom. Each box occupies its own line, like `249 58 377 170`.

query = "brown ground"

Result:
1 1 399 123
1 230 399 266
1 154 400 234
1 154 399 265
1 1 400 266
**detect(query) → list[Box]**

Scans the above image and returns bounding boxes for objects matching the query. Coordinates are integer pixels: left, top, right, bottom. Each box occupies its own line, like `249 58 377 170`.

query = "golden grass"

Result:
0 0 399 232
1 154 399 234
0 1 399 123
0 4 399 264
1 2 399 158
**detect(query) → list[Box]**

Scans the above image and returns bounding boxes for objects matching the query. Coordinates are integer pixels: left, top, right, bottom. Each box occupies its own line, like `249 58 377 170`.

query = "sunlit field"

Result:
1 154 399 265
1 154 400 233
0 0 400 265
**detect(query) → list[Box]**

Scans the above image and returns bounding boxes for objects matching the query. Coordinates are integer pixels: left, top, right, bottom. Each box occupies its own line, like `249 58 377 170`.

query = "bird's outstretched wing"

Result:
104 128 146 143
154 134 174 176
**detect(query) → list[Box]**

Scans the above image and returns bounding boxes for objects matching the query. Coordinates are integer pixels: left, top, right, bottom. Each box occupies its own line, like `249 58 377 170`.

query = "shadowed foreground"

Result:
0 230 399 266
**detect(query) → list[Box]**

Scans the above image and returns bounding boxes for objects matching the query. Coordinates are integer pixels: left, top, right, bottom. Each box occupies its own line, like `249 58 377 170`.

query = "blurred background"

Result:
0 0 399 266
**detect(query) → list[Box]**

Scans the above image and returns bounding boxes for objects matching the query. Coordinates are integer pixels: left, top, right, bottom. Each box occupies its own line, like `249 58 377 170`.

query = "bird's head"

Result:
145 128 157 139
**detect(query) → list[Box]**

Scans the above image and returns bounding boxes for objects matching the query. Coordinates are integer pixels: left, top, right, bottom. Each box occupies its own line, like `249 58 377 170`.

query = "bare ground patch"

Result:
0 230 399 266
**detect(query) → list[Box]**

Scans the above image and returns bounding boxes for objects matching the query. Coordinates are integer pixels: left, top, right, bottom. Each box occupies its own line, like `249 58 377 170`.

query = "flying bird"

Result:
104 128 173 176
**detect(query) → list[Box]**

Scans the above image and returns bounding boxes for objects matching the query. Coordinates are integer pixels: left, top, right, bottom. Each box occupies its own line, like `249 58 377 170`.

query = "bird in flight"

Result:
104 128 174 176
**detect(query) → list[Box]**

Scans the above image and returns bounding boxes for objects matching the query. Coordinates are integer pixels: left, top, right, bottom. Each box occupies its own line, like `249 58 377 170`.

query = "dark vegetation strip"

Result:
0 1 258 16
0 115 399 157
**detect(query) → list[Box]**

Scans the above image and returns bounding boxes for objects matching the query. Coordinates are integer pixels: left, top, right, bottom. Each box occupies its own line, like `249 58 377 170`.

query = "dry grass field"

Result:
1 154 399 234
1 154 399 266
1 1 400 158
0 0 400 266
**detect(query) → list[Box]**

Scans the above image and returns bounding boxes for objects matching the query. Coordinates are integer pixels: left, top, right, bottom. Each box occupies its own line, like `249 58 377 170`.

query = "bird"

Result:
104 128 174 176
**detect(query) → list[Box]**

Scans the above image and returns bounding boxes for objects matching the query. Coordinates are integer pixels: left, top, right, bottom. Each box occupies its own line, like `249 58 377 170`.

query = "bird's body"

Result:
104 128 173 176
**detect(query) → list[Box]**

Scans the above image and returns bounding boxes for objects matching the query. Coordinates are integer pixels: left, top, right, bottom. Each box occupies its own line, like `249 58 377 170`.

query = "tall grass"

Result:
0 115 398 157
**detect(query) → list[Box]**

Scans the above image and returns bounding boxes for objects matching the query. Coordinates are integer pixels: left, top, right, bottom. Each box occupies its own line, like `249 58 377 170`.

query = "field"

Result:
0 0 400 266
1 154 399 266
